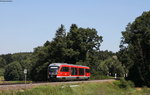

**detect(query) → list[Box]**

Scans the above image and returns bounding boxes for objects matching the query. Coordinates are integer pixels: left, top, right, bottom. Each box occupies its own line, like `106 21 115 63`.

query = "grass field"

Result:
0 80 149 95
0 80 32 84
0 76 32 84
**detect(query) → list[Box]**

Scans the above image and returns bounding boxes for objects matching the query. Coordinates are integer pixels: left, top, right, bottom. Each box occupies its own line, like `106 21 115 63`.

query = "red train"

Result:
48 63 90 81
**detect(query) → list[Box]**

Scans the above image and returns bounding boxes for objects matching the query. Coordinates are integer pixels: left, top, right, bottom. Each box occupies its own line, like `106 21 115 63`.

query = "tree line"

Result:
117 11 150 87
0 24 125 81
0 11 150 87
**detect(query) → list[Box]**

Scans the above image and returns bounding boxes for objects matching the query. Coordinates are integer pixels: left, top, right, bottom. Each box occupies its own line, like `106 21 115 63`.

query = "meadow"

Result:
0 80 149 95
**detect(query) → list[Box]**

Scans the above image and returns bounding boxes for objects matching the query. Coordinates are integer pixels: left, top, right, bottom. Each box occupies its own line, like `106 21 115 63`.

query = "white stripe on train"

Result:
57 76 89 79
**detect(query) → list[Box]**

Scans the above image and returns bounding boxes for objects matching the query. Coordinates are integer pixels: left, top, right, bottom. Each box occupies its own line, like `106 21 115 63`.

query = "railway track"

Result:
0 79 115 90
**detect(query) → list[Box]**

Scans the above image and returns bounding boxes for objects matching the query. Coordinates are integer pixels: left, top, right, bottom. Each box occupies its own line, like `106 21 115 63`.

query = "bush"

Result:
90 72 112 80
4 61 23 81
114 78 134 89
0 68 5 76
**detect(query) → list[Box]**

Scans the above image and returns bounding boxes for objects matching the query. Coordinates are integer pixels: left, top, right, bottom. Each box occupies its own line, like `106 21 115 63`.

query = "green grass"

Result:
0 80 32 84
0 76 32 84
0 80 149 95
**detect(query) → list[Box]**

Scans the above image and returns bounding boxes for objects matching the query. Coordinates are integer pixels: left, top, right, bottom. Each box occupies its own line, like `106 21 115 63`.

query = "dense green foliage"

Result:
0 53 32 81
0 54 12 67
119 11 150 87
114 78 135 89
4 61 23 81
0 68 4 76
98 57 125 77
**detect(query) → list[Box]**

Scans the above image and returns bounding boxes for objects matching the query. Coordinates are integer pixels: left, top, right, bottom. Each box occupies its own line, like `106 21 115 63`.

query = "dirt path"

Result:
0 79 115 91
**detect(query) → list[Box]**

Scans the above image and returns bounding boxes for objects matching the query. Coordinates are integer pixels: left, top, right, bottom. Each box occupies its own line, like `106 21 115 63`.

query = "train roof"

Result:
49 63 89 68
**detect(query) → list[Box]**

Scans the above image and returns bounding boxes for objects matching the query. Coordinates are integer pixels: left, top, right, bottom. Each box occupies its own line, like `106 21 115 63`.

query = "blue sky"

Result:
0 0 150 54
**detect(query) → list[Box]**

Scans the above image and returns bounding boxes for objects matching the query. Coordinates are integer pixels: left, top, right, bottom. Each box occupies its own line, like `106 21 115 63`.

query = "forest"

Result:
0 11 150 87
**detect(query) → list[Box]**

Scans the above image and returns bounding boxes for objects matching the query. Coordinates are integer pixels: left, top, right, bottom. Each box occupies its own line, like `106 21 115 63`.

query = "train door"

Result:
71 67 77 79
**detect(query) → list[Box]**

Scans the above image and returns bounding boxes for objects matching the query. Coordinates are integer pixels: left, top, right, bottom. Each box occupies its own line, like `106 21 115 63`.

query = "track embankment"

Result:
0 79 115 90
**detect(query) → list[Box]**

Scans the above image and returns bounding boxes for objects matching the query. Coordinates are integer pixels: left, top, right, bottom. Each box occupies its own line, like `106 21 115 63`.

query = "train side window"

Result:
71 68 77 75
60 67 69 72
79 68 84 75
86 69 90 73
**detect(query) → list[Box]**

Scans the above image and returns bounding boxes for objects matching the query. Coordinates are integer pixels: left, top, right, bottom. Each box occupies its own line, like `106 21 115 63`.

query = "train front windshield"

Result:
49 66 59 74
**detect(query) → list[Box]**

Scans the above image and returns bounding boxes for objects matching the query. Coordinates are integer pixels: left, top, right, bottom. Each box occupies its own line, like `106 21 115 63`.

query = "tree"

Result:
30 24 103 81
0 57 6 67
30 46 50 81
121 11 150 86
116 48 132 77
66 24 103 63
50 24 67 62
99 50 114 61
0 54 13 65
4 61 23 81
98 57 125 77
0 57 6 76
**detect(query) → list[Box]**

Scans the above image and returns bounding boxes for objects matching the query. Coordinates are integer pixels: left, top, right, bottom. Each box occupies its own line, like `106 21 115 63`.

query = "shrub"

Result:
0 68 5 76
4 61 23 81
114 78 134 89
